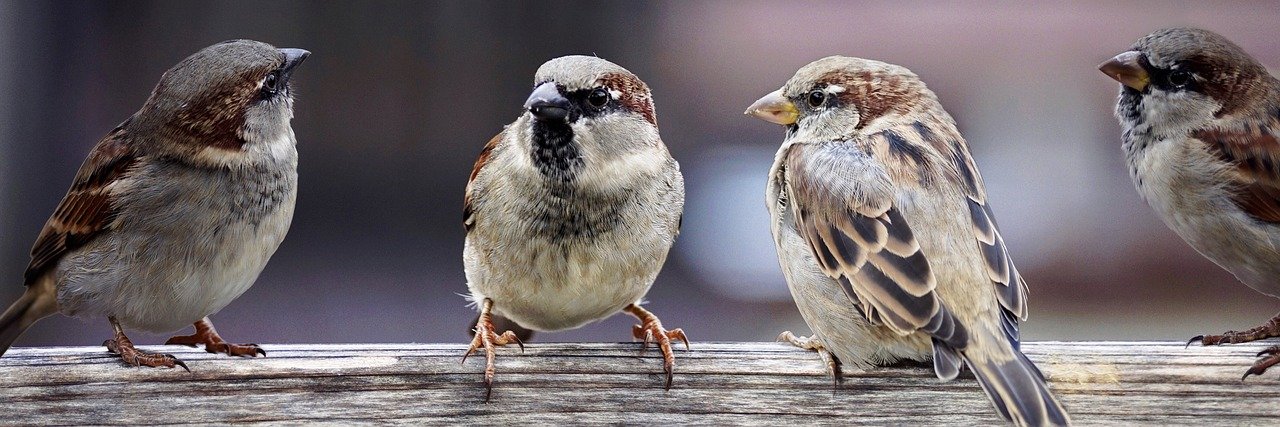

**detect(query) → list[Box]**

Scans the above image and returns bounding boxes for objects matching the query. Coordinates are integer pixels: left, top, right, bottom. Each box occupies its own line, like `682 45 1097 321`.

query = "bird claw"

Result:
104 338 190 372
631 322 688 390
1191 315 1280 348
164 319 265 358
1241 346 1280 381
778 331 842 388
625 304 689 391
463 307 523 401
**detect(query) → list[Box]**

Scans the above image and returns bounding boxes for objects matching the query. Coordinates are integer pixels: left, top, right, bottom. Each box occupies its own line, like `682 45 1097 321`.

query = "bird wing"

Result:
463 132 503 234
783 141 967 348
25 123 138 285
939 132 1029 343
1194 119 1280 223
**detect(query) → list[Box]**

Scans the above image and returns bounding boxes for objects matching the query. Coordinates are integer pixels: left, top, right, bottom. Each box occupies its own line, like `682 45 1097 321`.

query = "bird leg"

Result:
778 331 843 387
103 316 188 371
462 298 524 401
165 317 265 357
1189 312 1280 346
624 303 689 390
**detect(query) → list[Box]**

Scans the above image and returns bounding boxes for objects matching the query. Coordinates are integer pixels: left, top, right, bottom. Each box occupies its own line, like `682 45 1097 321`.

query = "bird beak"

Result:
745 89 798 125
1099 51 1149 91
524 82 572 122
278 48 310 82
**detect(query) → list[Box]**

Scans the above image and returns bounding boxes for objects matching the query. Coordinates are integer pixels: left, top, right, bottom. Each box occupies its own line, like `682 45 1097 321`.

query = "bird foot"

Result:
165 318 264 357
1243 346 1280 380
625 304 689 390
778 331 842 387
104 333 188 372
462 302 524 401
1188 314 1280 347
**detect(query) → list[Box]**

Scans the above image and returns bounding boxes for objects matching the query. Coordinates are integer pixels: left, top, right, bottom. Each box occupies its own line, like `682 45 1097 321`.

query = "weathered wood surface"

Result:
1 341 1277 425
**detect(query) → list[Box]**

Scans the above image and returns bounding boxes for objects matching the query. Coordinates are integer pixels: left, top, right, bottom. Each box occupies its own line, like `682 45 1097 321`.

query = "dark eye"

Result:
807 90 827 108
587 88 610 108
263 71 280 92
1167 70 1192 87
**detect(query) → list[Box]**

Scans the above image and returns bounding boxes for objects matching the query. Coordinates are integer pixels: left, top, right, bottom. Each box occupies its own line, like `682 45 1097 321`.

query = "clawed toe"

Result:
1192 315 1280 348
778 331 842 387
625 304 689 391
463 299 523 401
1243 346 1280 381
164 318 264 358
104 338 190 372
209 342 267 357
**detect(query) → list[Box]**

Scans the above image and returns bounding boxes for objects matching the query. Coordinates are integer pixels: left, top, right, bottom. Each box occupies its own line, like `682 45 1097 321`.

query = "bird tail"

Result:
0 275 58 357
942 342 1071 426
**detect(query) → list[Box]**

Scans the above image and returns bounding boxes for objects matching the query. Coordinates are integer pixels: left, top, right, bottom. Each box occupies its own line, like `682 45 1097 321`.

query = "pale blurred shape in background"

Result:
1 1 1278 347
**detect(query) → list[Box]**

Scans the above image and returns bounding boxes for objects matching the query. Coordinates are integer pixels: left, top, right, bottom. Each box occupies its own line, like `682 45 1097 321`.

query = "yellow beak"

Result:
1099 51 1150 91
745 89 799 125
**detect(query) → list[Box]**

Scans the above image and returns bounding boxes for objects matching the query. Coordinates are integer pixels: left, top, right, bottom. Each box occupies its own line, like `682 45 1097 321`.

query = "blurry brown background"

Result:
2 1 1278 347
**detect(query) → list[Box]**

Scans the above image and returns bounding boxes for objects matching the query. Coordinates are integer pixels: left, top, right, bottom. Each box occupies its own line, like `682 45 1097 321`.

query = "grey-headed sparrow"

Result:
462 56 687 398
0 40 309 369
1101 27 1280 378
748 56 1069 426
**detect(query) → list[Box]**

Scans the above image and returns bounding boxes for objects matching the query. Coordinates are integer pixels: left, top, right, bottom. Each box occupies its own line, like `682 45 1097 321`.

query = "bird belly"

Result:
1131 137 1280 297
465 232 664 332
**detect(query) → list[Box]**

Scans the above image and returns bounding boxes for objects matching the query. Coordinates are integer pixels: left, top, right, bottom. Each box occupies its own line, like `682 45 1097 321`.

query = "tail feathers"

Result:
0 277 58 357
963 347 1071 426
932 338 962 380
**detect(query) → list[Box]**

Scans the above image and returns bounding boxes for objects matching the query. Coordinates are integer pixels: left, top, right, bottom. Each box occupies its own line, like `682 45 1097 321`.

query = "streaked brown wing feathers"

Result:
24 127 136 284
786 144 964 346
1195 122 1280 223
463 132 503 233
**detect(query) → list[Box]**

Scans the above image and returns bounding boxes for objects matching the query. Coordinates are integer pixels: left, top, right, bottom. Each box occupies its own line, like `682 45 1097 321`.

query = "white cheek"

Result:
573 115 666 188
793 108 860 142
1140 90 1219 136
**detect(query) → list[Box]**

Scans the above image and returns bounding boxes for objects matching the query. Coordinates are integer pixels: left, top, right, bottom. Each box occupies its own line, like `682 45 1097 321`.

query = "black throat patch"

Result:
530 120 583 182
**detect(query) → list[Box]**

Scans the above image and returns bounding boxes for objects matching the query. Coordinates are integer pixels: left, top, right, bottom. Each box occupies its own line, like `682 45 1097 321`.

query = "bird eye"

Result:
807 90 827 108
587 88 610 108
1167 70 1192 87
263 71 280 92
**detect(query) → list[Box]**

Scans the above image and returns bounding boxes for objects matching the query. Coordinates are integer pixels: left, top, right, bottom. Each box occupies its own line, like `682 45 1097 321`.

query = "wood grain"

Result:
1 342 1277 425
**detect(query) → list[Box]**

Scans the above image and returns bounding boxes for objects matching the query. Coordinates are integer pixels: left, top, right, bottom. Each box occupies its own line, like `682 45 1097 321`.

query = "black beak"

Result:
279 48 310 82
524 82 571 122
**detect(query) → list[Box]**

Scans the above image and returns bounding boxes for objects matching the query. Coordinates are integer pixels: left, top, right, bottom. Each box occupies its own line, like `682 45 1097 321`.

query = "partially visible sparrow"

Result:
0 40 309 369
747 57 1069 426
462 55 687 398
1101 28 1280 378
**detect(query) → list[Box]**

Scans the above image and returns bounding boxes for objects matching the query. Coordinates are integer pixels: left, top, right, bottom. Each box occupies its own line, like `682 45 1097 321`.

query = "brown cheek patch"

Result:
1183 53 1267 118
173 73 259 151
599 72 657 126
819 71 919 129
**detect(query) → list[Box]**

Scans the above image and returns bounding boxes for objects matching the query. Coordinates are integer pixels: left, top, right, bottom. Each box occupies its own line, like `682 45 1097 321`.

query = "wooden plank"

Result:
1 342 1277 425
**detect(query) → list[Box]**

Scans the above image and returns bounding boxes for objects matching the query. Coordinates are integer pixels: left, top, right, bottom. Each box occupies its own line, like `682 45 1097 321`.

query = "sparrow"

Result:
462 55 687 398
0 40 309 370
747 56 1070 426
1100 27 1280 379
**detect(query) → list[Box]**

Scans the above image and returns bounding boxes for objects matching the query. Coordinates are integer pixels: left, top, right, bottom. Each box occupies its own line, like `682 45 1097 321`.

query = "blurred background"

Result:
2 1 1279 347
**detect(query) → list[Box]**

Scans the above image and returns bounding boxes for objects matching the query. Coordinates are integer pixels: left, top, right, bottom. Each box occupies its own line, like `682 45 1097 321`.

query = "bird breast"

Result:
464 139 683 331
1126 133 1280 297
